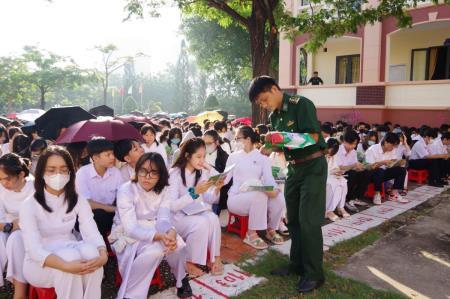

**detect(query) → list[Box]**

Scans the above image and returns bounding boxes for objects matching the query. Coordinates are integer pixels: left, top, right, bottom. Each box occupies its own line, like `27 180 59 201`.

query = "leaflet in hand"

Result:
182 201 210 216
208 164 235 183
265 131 316 150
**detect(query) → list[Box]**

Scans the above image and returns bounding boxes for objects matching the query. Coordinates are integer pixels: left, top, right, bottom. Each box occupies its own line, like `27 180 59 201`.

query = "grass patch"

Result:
237 250 406 299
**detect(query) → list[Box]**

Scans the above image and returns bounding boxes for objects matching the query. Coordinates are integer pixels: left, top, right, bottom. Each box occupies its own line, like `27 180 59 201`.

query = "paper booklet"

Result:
208 164 235 183
182 201 210 216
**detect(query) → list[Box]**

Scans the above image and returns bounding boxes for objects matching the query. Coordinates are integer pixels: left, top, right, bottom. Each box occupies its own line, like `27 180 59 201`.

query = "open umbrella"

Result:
191 111 224 124
16 109 46 122
89 105 114 117
0 116 12 126
56 119 143 144
35 106 96 140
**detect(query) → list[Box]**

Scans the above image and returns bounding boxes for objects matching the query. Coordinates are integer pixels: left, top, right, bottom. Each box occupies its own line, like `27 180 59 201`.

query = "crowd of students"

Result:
0 117 448 299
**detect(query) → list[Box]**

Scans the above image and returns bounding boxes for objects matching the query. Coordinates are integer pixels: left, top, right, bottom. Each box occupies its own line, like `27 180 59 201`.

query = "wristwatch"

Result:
3 223 13 234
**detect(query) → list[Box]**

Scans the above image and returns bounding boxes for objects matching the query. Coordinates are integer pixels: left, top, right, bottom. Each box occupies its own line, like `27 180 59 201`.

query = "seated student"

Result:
427 129 450 183
20 146 107 299
325 139 350 221
163 127 183 167
2 127 23 157
225 126 285 249
442 132 450 180
409 129 449 187
0 154 35 298
203 130 231 215
365 132 408 205
321 124 333 143
213 121 232 154
140 124 168 165
12 134 31 159
111 153 192 299
335 130 371 212
75 137 124 236
394 132 411 195
30 138 48 175
114 139 144 182
167 138 225 278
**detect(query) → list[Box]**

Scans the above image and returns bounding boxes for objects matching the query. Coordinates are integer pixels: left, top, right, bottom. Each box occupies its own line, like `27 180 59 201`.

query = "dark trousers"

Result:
409 159 441 183
345 170 372 201
93 209 115 236
285 156 327 281
372 166 406 192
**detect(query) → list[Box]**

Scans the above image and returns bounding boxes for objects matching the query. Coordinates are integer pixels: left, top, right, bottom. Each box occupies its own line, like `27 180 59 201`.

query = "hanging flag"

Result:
139 83 143 94
119 87 125 97
111 88 115 97
127 86 133 95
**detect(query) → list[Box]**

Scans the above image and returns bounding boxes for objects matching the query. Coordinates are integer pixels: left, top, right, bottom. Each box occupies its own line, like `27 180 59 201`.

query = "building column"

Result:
278 0 295 87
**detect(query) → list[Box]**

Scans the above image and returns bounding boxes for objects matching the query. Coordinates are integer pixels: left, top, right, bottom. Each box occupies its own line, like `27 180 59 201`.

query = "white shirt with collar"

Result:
335 144 358 167
225 149 277 195
365 143 397 166
427 138 446 155
119 164 135 182
141 142 168 165
75 163 124 206
19 190 105 266
0 176 35 222
410 139 430 160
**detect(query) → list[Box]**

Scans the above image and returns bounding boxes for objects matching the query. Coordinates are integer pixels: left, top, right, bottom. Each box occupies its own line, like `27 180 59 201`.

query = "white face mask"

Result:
368 140 375 146
44 174 70 191
234 141 244 151
206 144 217 154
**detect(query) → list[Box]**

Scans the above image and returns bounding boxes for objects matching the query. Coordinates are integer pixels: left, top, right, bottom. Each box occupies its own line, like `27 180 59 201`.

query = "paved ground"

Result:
336 190 450 299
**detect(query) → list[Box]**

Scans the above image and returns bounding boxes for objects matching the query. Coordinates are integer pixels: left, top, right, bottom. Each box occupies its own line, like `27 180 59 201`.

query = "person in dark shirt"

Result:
308 71 324 85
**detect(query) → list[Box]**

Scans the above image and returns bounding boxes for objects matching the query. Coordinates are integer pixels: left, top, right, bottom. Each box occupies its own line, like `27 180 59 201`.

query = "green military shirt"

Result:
269 93 326 161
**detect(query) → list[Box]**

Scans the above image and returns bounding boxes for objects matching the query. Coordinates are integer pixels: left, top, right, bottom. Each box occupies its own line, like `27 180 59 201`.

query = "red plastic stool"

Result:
364 183 385 198
226 212 249 239
29 286 56 299
115 264 164 289
408 169 428 184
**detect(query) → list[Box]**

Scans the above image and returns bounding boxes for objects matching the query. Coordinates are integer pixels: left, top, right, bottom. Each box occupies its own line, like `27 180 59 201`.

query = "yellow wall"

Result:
388 26 450 81
312 38 361 84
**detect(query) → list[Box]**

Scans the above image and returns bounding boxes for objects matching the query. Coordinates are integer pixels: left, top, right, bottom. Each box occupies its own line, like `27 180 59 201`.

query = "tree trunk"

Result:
40 87 46 110
103 75 109 105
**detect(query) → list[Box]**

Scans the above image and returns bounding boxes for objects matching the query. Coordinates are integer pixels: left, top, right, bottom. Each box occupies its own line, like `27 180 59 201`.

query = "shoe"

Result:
296 278 324 293
270 266 297 276
353 199 369 207
336 208 351 219
177 276 193 298
388 193 409 203
373 193 382 205
326 211 339 222
345 201 359 212
278 221 290 236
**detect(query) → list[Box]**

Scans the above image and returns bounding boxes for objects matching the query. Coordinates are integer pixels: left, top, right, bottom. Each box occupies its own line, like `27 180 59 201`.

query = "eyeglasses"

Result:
137 168 159 178
45 168 70 176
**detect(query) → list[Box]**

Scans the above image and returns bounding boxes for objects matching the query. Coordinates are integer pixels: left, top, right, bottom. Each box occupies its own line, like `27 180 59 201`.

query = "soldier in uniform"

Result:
249 76 327 293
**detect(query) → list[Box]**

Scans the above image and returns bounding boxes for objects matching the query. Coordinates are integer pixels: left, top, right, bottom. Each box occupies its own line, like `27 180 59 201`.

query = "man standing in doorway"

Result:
249 76 327 293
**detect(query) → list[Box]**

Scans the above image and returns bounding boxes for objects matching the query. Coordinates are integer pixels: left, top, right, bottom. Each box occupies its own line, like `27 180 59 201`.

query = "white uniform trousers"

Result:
326 176 347 212
173 211 221 265
117 240 186 299
0 230 26 287
23 242 103 299
227 191 286 231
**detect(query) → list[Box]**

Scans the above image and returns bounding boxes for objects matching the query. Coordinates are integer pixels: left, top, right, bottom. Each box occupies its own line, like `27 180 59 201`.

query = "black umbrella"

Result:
89 105 114 117
21 121 36 135
35 106 96 140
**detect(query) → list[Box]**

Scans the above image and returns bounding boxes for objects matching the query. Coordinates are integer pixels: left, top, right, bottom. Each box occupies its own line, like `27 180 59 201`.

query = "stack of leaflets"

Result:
265 131 316 150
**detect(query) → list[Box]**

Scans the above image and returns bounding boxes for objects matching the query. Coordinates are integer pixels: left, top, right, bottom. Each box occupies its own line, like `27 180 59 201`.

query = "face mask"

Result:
234 141 244 151
44 173 70 191
368 140 375 146
206 144 217 154
171 138 181 145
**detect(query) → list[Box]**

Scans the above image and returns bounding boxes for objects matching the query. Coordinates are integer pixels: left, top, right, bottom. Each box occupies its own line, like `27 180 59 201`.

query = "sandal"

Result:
336 208 351 219
326 211 339 222
266 232 284 245
244 234 268 250
278 221 290 236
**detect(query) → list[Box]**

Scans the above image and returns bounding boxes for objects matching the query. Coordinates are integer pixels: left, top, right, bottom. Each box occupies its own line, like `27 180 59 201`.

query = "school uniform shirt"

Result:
1 143 9 157
141 142 168 165
75 163 124 206
427 138 446 155
224 149 277 195
365 144 397 167
335 144 358 167
0 176 35 222
19 190 105 267
410 139 430 160
119 164 135 182
395 144 411 159
205 149 218 168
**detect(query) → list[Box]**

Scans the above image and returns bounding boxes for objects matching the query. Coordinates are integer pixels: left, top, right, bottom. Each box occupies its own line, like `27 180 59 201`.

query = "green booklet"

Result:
208 164 235 183
246 186 274 192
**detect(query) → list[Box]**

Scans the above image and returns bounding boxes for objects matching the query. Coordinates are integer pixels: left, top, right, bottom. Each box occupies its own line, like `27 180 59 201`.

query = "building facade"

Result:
279 0 450 127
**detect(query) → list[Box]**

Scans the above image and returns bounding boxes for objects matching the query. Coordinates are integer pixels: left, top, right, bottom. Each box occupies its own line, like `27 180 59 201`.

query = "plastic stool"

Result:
226 212 249 239
115 264 164 289
364 183 385 198
29 286 56 299
408 169 429 184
